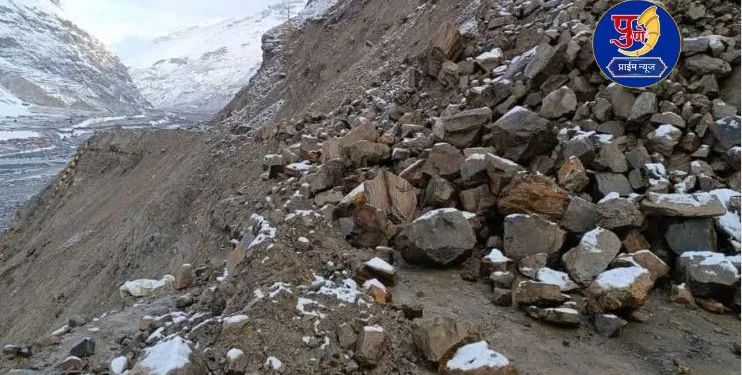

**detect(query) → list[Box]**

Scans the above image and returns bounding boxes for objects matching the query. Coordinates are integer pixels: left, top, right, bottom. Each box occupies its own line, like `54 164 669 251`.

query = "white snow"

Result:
362 278 387 292
476 48 504 61
365 257 395 274
647 192 718 207
248 214 277 249
580 228 606 251
536 268 579 291
650 124 681 139
317 278 362 303
709 189 741 242
483 248 511 263
227 348 244 361
265 356 283 370
414 207 460 222
287 161 313 172
0 130 40 141
296 297 326 318
680 251 740 277
268 282 292 298
51 325 69 336
598 192 620 204
119 275 175 297
594 267 648 289
223 315 249 325
298 236 310 243
445 341 510 371
110 356 128 375
139 336 192 375
363 325 384 332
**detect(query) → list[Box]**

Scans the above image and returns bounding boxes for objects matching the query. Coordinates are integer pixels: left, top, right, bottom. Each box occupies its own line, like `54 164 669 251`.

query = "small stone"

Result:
175 264 194 290
490 271 515 289
676 251 739 298
68 315 87 328
558 157 589 192
595 173 633 197
646 124 682 156
665 218 717 254
337 323 358 350
492 288 513 306
598 196 645 229
176 293 195 308
560 197 599 233
412 317 473 363
498 174 571 220
540 86 577 119
696 298 730 314
69 338 95 358
355 326 386 368
628 92 657 122
670 283 696 306
400 208 477 267
525 306 581 327
593 314 628 337
439 341 517 375
513 281 568 306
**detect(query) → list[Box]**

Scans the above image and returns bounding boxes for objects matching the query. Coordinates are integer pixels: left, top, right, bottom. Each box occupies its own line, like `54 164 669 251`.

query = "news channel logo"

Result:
593 0 681 88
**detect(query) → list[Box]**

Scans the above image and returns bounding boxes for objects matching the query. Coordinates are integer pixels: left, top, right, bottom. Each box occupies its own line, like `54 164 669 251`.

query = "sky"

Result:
61 0 278 55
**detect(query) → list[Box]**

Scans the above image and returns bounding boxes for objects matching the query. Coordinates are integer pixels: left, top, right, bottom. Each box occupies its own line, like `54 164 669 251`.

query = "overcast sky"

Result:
62 0 278 54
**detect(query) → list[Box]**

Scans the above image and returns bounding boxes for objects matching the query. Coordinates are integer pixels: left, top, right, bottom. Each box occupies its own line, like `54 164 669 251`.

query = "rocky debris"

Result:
513 281 568 306
2 345 31 359
423 143 465 178
226 348 247 375
557 157 589 192
593 314 628 337
586 267 654 312
355 326 386 368
597 196 644 229
412 317 473 363
439 341 517 375
677 251 740 299
55 356 86 372
68 314 87 328
535 268 579 292
562 228 622 285
502 214 565 260
641 192 727 217
561 197 599 233
524 306 581 327
400 208 477 267
491 288 512 307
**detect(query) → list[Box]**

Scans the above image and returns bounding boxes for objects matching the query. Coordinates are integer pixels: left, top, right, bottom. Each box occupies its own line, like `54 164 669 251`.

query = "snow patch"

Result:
139 336 192 375
119 275 175 297
594 267 648 289
445 341 510 371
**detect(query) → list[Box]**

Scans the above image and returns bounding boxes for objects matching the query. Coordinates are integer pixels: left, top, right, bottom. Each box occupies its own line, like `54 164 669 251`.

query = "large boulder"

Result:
487 106 557 163
503 214 565 260
422 143 465 178
433 107 493 148
676 251 740 299
641 192 727 217
709 116 741 149
586 267 654 312
665 219 718 254
412 317 473 363
400 208 477 267
339 171 417 224
597 196 645 229
540 86 577 119
562 228 622 285
560 197 599 233
498 174 571 220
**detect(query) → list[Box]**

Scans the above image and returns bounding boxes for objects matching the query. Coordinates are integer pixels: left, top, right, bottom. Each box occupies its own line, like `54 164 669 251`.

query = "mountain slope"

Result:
0 0 149 114
123 7 284 113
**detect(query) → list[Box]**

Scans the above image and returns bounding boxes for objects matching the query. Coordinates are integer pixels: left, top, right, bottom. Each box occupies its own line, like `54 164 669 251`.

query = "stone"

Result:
560 197 599 233
422 143 465 178
490 271 515 289
461 154 487 186
339 121 379 150
536 268 579 292
628 92 657 122
307 159 345 194
55 356 86 372
562 132 595 165
350 171 417 224
626 250 670 281
685 54 732 76
622 230 650 252
641 192 726 217
347 140 390 167
69 338 95 358
540 86 577 119
355 326 386 368
650 112 686 128
475 47 504 71
696 298 730 314
498 174 571 220
646 124 682 156
492 288 513 306
665 219 717 254
607 84 635 120
68 314 87 328
175 264 194 290
459 185 496 213
593 98 613 122
712 100 738 119
484 153 527 194
358 257 397 286
676 251 740 298
595 173 633 197
480 248 513 276
593 314 628 337
595 140 629 173
586 267 654 312
502 214 565 260
562 228 622 285
439 341 517 375
525 306 581 327
337 323 358 350
518 253 548 278
176 293 195 308
424 176 456 206
670 283 696 305
513 281 568 306
412 317 473 363
524 42 566 86
598 197 644 229
400 208 477 267
427 23 463 76
683 37 709 55
557 156 589 192
488 106 557 163
709 116 741 149
226 348 247 375
433 107 493 148
626 146 650 170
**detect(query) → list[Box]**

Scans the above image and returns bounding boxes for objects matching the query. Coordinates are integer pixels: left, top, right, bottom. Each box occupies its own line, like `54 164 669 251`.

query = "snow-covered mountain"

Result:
123 7 285 113
0 0 150 115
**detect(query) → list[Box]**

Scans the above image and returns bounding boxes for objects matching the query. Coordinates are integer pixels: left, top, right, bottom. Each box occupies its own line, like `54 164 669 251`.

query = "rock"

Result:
498 174 571 220
484 153 527 193
433 107 493 148
683 37 709 55
427 23 463 76
481 248 513 276
524 42 566 86
646 124 682 156
562 228 622 285
307 159 345 194
176 293 195 308
593 314 628 337
525 306 581 327
628 92 657 122
424 176 456 206
175 264 194 290
586 267 654 312
364 279 392 305
597 196 644 229
412 317 473 363
422 143 465 178
355 326 386 368
337 323 358 350
670 283 696 306
401 208 477 267
342 171 418 224
518 253 548 278
622 229 650 252
358 257 397 286
439 341 517 375
709 116 741 149
641 192 726 217
339 121 379 150
557 156 589 192
536 268 579 292
475 48 504 71
55 356 86 372
488 106 557 163
68 314 87 328
459 185 496 213
69 338 95 358
595 139 629 173
595 173 633 197
685 54 732 76
492 288 513 306
502 214 565 260
665 219 717 254
677 251 740 298
607 84 635 120
347 140 390 167
650 112 686 128
540 86 577 119
560 197 599 233
625 250 670 281
226 348 247 375
513 281 568 306
461 154 487 186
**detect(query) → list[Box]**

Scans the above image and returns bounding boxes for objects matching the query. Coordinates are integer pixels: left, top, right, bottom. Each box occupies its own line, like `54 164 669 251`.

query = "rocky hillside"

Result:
124 5 283 113
0 0 150 113
1 0 741 374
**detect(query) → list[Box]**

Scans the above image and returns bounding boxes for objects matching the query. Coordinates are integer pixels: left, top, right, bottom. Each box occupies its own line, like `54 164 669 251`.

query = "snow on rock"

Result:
138 336 193 375
223 315 249 325
110 356 128 374
443 341 512 373
677 251 740 287
362 278 387 292
227 348 244 361
364 257 396 274
594 266 649 289
709 189 741 243
119 275 175 298
247 214 277 249
536 268 579 292
265 356 283 370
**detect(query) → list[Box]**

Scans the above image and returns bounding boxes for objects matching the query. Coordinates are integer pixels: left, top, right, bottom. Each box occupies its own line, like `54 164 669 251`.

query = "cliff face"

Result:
0 0 150 113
